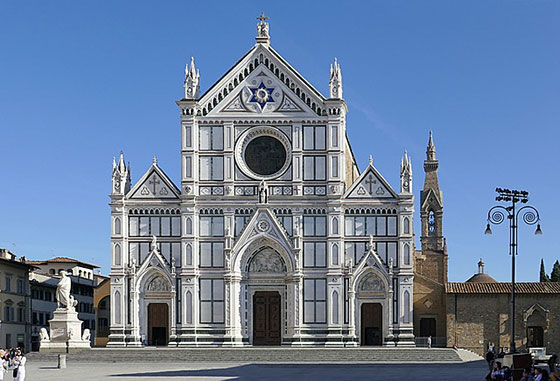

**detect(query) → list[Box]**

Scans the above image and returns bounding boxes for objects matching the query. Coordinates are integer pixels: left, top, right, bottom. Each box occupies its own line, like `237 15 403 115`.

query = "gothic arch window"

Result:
114 291 121 325
403 217 410 235
403 244 410 266
185 291 193 324
332 290 339 324
114 217 121 235
185 217 193 235
186 244 193 266
114 244 121 266
428 210 436 236
332 244 339 266
332 217 338 235
403 290 411 324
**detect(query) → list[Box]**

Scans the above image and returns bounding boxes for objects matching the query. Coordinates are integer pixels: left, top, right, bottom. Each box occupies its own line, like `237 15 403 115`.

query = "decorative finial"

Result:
184 57 200 99
369 155 373 166
427 130 436 161
151 235 158 252
477 258 485 274
256 12 270 44
153 155 158 165
329 57 343 99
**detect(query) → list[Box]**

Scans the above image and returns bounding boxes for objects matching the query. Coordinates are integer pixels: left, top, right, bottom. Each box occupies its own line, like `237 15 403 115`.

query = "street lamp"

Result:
485 188 542 354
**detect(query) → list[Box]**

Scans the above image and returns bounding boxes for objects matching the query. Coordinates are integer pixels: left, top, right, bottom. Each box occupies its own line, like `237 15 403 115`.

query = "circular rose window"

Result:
235 126 291 180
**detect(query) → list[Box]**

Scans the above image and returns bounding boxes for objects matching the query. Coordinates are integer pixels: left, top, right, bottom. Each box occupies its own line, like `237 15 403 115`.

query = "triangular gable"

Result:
127 163 180 200
137 241 172 277
199 44 326 117
354 245 390 279
420 188 443 210
231 207 293 255
344 164 398 199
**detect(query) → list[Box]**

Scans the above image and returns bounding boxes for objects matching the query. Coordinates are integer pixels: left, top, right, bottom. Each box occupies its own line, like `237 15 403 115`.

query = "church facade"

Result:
107 16 416 347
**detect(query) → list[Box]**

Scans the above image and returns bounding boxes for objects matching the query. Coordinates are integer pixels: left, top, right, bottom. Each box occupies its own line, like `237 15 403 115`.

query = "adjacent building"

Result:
28 257 99 346
108 16 415 347
0 249 34 350
94 275 110 347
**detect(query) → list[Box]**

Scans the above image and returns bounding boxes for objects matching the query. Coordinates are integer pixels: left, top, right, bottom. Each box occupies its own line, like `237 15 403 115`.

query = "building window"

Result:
17 278 24 294
199 125 223 150
303 242 326 268
159 242 181 267
234 215 251 237
392 279 398 324
185 125 192 148
114 244 121 266
199 242 224 268
403 217 410 235
303 279 326 324
376 241 398 267
199 216 224 237
428 210 436 236
185 244 193 266
303 156 326 180
345 242 367 265
331 217 339 235
129 216 181 237
345 216 398 237
5 276 11 292
114 291 121 325
199 279 224 324
185 291 193 324
303 216 326 237
185 156 192 178
114 217 121 235
276 215 293 236
303 125 326 150
331 156 339 178
199 156 224 181
185 217 193 235
331 125 338 147
17 307 24 323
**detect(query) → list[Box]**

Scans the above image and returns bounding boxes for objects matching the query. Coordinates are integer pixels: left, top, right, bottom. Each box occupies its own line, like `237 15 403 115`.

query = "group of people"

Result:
0 348 26 381
485 347 559 381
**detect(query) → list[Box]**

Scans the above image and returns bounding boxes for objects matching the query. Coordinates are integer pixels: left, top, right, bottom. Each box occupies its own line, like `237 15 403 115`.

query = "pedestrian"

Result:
521 368 534 381
491 361 505 381
486 347 496 372
12 348 26 381
427 336 432 348
535 368 549 381
0 350 6 381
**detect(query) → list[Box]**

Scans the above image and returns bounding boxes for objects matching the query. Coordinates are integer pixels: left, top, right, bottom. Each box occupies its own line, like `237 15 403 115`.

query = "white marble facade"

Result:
108 16 414 347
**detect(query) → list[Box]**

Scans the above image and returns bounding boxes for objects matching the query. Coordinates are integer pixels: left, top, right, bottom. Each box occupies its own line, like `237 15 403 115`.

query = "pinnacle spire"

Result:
329 57 343 99
184 57 200 99
118 151 126 172
427 130 436 161
369 154 373 166
153 155 158 165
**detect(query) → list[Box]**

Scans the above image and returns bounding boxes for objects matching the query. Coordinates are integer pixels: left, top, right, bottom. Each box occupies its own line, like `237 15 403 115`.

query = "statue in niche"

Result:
249 248 286 273
360 273 385 292
146 276 170 292
258 180 268 204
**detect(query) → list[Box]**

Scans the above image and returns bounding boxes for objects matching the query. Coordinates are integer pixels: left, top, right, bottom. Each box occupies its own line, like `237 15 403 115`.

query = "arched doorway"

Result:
253 291 281 345
148 303 169 346
361 303 382 345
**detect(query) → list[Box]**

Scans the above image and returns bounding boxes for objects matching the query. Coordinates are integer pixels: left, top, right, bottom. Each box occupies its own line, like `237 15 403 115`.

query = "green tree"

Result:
540 258 550 282
551 260 560 282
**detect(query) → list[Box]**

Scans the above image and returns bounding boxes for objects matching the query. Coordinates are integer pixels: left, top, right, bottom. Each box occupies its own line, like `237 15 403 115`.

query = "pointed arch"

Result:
332 290 339 324
185 217 193 235
403 217 410 235
403 290 411 323
332 217 339 235
185 290 193 324
114 290 121 325
114 243 121 266
332 243 339 266
114 217 121 235
186 243 193 266
404 244 410 265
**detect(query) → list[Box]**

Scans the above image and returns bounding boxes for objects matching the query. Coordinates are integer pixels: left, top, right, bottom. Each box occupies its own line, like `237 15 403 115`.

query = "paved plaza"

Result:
18 348 488 380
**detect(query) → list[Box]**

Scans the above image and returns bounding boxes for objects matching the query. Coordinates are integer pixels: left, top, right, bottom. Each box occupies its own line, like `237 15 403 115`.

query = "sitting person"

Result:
535 367 549 381
491 362 506 380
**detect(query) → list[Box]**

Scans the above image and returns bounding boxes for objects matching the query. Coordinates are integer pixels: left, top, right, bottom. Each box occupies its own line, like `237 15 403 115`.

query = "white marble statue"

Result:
82 329 91 342
39 328 50 342
56 271 77 309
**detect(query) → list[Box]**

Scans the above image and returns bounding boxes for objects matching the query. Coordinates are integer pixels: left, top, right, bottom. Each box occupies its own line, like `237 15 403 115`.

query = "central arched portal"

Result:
148 303 169 346
253 291 281 345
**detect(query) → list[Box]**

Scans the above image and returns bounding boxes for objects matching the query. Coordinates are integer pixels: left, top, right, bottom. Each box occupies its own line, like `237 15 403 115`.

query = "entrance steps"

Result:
28 347 463 363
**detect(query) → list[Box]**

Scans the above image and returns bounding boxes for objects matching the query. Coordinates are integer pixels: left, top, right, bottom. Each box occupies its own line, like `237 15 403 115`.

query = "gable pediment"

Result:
420 188 442 210
345 165 398 199
127 163 180 200
199 45 326 117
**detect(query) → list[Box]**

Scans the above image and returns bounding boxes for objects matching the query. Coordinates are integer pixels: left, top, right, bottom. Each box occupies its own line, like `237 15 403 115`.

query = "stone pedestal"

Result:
39 308 91 353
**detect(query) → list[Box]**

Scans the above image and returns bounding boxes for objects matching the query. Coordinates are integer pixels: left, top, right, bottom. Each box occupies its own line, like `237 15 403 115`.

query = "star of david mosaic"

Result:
249 82 274 109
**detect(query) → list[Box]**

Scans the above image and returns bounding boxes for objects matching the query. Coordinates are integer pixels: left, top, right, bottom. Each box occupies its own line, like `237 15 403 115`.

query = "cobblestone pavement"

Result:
21 359 488 380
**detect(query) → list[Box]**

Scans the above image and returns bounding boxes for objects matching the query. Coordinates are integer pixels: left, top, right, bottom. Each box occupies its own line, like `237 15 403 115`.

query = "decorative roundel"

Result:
257 219 271 232
235 126 292 180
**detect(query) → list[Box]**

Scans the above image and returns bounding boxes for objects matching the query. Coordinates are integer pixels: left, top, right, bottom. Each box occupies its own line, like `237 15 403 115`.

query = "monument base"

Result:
39 308 91 354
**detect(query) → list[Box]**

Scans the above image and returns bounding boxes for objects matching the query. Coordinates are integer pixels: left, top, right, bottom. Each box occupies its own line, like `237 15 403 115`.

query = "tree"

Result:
540 259 550 282
551 260 560 282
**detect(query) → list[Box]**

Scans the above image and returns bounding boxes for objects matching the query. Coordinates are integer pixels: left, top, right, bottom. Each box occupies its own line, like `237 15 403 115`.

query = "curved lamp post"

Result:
485 188 542 354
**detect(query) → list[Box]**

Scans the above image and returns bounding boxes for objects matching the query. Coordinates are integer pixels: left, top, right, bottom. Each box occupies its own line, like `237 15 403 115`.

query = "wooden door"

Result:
148 303 169 346
253 291 281 346
361 303 382 346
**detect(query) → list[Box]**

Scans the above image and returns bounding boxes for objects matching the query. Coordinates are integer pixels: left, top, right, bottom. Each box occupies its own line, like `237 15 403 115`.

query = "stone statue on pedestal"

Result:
56 272 78 310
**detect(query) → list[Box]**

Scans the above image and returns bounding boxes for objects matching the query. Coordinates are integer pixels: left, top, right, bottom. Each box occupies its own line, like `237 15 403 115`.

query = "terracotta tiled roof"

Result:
27 257 99 269
446 282 560 294
466 273 498 283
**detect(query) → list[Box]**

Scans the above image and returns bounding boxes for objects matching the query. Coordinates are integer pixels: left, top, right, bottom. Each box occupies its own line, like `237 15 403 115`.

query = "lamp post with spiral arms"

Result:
485 188 542 354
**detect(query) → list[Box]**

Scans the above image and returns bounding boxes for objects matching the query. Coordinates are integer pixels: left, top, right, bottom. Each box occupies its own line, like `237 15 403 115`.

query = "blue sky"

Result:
1 1 558 281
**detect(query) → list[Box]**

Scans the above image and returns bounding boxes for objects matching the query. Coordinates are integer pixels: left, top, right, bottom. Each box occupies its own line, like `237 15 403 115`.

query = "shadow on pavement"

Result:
111 361 488 380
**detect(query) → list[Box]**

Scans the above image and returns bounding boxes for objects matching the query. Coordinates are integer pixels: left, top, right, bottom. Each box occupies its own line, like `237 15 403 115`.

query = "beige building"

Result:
0 249 35 351
94 275 110 347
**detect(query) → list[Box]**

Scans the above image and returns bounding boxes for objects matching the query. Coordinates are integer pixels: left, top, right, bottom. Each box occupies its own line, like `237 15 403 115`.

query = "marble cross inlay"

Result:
149 175 160 194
